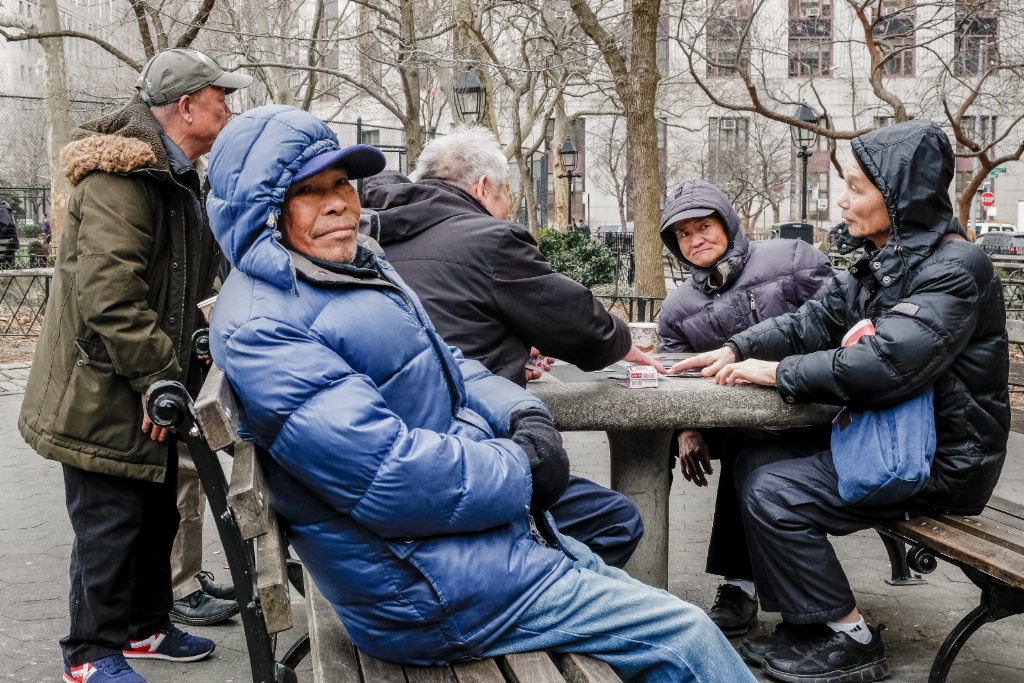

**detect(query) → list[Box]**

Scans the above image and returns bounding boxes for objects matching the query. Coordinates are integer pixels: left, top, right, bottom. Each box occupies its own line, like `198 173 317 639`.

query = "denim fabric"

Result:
548 476 643 569
479 534 757 683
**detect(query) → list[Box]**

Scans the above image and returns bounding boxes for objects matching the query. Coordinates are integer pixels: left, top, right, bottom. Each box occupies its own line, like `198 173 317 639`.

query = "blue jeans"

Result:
480 534 757 683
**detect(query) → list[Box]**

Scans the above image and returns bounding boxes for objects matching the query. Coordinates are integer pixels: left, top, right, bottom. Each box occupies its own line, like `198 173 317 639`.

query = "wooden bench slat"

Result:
357 651 407 682
194 364 240 452
937 513 1024 555
227 440 270 540
558 653 620 683
256 508 292 634
305 568 363 683
404 665 457 683
452 658 507 683
1008 361 1024 386
987 495 1024 521
980 507 1024 533
501 652 565 683
885 517 1024 590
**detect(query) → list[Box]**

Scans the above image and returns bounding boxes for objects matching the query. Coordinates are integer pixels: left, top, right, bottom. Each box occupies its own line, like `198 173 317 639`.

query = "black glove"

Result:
510 409 569 511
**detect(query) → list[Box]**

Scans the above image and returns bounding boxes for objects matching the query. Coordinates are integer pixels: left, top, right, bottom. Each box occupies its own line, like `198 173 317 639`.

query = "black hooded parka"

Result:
729 120 1009 515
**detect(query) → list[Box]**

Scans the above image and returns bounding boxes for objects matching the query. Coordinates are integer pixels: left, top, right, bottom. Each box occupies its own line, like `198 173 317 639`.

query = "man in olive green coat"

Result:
18 49 251 683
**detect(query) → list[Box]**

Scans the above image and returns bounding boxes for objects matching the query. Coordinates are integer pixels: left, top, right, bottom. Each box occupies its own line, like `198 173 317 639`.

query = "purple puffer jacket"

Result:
658 181 834 352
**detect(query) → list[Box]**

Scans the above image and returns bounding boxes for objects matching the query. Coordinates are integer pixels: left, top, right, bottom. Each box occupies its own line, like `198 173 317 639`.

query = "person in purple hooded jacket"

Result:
658 180 834 638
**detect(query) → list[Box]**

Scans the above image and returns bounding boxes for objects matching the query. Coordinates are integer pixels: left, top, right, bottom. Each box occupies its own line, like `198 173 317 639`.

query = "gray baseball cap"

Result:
136 49 253 106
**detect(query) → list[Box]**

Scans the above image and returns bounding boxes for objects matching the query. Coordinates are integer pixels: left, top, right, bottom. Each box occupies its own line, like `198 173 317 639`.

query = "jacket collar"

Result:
288 236 395 290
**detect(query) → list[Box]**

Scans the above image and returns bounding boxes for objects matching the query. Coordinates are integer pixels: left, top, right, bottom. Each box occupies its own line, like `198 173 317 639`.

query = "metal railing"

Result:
597 296 664 323
0 271 50 337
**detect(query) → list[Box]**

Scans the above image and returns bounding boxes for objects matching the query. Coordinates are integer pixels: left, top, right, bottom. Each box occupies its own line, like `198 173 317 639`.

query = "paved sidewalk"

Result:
2 370 1023 682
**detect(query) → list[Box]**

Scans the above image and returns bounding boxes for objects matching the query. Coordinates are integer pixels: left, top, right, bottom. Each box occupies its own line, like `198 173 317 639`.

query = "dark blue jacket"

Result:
657 180 834 352
204 106 572 664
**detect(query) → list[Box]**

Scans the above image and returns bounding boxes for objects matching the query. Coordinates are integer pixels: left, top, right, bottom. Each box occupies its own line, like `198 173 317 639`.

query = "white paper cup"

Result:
628 322 659 353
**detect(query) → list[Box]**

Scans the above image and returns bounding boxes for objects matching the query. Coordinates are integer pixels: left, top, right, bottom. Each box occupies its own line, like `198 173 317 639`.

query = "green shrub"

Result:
20 222 41 238
536 228 616 288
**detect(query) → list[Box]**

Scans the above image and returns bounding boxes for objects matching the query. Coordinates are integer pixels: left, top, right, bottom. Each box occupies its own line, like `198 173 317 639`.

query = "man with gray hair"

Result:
20 48 250 683
362 125 662 570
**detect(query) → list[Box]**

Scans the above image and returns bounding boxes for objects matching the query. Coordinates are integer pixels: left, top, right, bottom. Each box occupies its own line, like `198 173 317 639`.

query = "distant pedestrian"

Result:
42 213 51 243
576 220 591 239
19 48 251 683
0 201 17 268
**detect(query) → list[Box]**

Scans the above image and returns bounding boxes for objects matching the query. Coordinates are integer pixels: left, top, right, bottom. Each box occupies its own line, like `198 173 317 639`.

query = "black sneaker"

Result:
708 584 759 637
170 589 239 626
741 621 833 664
196 570 236 600
761 624 889 683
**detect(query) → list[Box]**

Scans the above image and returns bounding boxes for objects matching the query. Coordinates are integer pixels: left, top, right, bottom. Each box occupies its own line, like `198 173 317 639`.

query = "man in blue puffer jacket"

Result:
204 105 756 683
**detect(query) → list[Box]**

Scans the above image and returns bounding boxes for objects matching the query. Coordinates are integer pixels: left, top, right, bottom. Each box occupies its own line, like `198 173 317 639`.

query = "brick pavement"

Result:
2 366 1023 682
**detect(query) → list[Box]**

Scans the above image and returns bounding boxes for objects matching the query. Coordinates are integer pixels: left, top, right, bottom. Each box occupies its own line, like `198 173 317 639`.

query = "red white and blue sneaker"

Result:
63 654 146 682
122 625 215 662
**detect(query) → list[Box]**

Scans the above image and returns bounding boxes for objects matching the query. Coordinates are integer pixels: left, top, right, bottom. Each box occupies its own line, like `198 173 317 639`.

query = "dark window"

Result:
954 2 999 76
789 12 832 77
706 2 752 77
873 7 916 77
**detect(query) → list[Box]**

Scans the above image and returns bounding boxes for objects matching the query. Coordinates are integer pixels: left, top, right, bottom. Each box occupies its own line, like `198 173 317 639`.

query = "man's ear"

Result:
177 94 194 124
467 175 489 203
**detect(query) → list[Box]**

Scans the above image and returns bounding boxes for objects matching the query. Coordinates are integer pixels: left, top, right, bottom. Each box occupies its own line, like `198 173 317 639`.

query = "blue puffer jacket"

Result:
658 181 834 352
204 106 572 665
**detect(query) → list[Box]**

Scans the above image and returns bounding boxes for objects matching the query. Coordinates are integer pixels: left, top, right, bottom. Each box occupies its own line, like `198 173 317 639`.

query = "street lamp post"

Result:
454 69 483 123
558 137 579 228
790 104 819 222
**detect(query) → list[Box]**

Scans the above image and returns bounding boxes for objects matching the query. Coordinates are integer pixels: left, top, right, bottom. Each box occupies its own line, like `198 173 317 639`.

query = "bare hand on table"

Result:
677 429 713 487
669 346 737 377
623 345 669 374
713 359 779 387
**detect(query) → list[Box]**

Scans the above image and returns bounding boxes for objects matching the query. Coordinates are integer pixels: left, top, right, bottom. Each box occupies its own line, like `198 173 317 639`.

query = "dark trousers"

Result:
61 445 180 666
734 434 917 624
549 475 644 569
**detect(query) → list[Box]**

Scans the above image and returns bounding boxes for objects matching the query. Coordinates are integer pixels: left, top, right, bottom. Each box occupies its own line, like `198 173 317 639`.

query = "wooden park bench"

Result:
144 363 623 683
869 320 1024 683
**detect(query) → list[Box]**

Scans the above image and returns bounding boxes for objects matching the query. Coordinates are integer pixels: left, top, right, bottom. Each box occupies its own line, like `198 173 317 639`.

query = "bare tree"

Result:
0 0 217 244
674 0 1024 238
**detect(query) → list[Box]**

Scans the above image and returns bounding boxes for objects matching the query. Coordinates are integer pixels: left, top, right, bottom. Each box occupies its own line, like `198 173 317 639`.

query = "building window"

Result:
360 129 381 146
791 168 830 222
789 1 832 78
706 1 752 77
873 1 916 78
954 2 999 76
708 117 749 188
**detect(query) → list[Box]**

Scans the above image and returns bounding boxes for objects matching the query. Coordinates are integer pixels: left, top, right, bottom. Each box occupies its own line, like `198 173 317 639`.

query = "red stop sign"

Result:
981 191 996 207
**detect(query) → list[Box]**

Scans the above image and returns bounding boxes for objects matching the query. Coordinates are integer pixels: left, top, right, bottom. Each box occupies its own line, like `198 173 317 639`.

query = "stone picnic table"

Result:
527 354 838 589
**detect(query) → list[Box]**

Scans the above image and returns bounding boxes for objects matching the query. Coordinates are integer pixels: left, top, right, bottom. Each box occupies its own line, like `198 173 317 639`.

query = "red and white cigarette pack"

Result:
623 364 659 389
841 319 876 348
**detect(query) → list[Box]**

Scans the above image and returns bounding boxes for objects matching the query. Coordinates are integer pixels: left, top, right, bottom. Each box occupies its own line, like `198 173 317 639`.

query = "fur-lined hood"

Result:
60 97 168 187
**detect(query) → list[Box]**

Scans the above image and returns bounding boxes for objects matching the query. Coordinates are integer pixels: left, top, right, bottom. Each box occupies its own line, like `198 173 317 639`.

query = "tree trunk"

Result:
552 96 569 231
398 0 423 169
39 0 72 247
453 0 500 136
569 0 664 297
255 11 294 105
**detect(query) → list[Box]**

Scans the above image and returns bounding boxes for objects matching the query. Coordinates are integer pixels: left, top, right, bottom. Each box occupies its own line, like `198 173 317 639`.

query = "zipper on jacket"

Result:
527 512 549 547
748 291 757 312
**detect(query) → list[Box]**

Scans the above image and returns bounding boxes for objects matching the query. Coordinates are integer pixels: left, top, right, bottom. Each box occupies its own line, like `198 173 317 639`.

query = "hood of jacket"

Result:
363 174 500 245
833 120 966 286
660 180 750 294
207 105 357 292
59 97 168 187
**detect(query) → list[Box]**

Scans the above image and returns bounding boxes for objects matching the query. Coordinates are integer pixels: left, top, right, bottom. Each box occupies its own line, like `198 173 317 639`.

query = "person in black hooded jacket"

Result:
362 125 666 570
657 180 834 640
675 120 1009 683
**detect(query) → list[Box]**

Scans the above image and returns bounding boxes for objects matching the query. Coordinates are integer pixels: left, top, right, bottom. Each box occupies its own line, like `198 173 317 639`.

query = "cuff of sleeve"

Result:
775 356 801 405
129 357 181 395
725 340 744 362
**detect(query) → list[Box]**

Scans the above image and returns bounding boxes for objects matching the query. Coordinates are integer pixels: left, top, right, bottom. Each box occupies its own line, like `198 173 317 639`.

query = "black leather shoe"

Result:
170 589 240 626
741 621 833 664
761 625 889 683
197 571 236 601
707 584 759 638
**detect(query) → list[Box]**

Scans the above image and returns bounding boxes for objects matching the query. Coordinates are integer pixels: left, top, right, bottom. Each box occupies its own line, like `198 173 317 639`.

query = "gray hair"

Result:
411 124 508 188
149 85 214 123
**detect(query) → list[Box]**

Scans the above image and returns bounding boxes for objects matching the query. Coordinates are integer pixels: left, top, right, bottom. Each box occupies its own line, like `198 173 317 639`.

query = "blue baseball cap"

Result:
293 144 387 183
